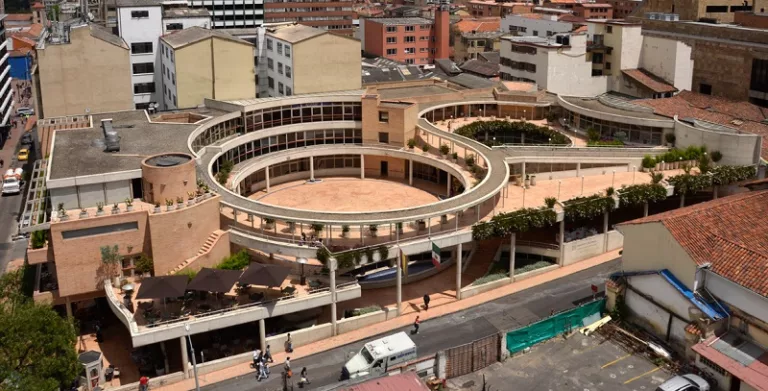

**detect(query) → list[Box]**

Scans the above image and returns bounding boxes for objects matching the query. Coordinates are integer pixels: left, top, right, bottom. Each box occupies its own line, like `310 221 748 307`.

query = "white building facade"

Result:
117 0 164 110
501 14 574 37
188 0 264 29
264 34 294 97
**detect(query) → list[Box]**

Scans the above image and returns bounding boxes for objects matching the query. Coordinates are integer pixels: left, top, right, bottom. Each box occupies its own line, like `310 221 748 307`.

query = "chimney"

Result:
434 5 450 60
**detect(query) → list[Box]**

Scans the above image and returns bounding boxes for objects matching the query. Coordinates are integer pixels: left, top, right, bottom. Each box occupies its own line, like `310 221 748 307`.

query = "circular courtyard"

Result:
252 177 442 212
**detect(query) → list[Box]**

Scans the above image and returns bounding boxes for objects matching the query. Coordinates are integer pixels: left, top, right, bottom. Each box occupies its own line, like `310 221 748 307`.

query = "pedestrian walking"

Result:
252 349 261 369
299 367 310 388
423 294 430 310
284 357 292 378
139 376 149 391
264 344 274 363
412 316 420 334
285 333 293 353
256 360 267 381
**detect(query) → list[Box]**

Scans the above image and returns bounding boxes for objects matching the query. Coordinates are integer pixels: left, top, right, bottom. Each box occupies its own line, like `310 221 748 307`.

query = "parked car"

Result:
17 148 29 162
656 374 710 391
16 107 34 116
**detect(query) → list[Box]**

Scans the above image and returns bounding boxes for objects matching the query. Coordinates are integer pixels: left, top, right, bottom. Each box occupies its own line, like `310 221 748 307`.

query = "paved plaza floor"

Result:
253 177 443 212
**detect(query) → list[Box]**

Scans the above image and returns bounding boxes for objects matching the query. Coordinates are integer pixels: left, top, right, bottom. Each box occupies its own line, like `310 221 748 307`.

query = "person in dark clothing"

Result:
423 294 431 310
299 367 310 387
412 316 420 334
95 323 103 343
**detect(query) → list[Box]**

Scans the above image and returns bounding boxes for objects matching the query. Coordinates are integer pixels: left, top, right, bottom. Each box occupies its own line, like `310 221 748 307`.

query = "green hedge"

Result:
455 120 570 146
618 184 667 207
563 193 616 221
472 272 508 286
472 207 557 240
216 249 250 270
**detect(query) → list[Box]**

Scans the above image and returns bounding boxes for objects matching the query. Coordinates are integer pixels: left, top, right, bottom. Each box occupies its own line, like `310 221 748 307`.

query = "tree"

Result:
100 245 122 280
0 270 79 390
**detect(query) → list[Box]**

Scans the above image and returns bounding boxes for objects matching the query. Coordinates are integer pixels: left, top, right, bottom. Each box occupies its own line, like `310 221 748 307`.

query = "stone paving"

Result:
253 177 443 212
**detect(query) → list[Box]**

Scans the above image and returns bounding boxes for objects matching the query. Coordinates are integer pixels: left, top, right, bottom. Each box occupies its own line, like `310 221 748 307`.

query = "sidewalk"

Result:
0 80 31 169
154 249 621 391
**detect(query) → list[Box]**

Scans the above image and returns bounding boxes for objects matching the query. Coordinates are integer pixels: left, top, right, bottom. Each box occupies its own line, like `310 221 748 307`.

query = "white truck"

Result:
2 168 23 195
341 332 417 380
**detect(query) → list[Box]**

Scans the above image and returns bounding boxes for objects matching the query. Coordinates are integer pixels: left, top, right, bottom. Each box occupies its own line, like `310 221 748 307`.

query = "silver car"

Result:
656 374 710 391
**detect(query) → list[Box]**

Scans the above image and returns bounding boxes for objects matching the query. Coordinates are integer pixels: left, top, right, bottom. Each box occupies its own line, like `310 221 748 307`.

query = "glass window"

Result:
278 63 283 75
132 62 154 74
386 26 397 33
267 39 273 50
278 82 284 94
285 66 291 78
131 10 149 18
130 42 153 54
285 45 291 57
277 42 283 54
268 58 274 70
379 111 389 123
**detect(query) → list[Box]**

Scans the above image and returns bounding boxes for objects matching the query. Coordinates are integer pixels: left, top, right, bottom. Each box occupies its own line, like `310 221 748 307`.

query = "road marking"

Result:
623 367 661 384
601 354 631 369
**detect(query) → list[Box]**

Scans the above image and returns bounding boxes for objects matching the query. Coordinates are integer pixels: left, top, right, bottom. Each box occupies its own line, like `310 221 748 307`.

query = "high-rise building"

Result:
263 0 356 35
0 15 14 146
362 7 450 65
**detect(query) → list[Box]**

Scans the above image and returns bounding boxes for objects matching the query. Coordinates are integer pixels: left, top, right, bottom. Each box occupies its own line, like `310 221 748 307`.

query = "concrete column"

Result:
509 233 516 281
396 231 402 316
428 217 431 237
259 319 266 351
476 205 480 222
603 211 610 252
455 243 463 300
265 165 270 193
680 194 685 208
409 159 413 185
360 225 364 245
65 297 73 318
250 214 254 228
558 220 565 266
576 162 581 178
643 202 649 217
233 210 238 224
330 259 337 335
160 342 170 375
180 336 189 379
361 154 365 179
310 156 315 181
521 162 526 185
260 217 264 235
446 173 451 197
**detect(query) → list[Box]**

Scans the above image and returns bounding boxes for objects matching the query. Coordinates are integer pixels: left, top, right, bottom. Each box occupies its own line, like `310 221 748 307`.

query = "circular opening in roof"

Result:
145 154 192 167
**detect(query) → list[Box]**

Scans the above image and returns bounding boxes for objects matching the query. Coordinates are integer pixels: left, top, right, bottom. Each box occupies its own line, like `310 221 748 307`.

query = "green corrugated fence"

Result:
506 298 605 354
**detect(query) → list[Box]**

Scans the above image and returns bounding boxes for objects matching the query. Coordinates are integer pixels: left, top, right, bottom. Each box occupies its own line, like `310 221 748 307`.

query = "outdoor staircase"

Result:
463 238 504 283
168 230 225 275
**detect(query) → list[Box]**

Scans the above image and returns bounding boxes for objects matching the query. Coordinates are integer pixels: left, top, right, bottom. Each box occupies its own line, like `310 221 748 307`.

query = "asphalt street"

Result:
203 258 621 391
0 134 28 274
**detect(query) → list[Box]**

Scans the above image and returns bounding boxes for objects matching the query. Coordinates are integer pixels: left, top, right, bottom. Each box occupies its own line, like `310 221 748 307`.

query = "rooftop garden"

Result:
455 120 570 146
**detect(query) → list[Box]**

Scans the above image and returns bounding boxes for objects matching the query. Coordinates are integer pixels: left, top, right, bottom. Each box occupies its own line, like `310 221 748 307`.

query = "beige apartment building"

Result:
33 23 134 118
263 24 361 97
160 27 256 109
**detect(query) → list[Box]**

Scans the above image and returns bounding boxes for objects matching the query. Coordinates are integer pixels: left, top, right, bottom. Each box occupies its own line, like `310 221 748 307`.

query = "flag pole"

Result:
396 225 402 316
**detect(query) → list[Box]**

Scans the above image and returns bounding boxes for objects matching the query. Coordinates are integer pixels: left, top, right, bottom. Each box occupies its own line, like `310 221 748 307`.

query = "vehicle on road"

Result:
17 148 29 161
656 374 710 391
341 332 416 380
20 132 32 146
16 107 34 116
2 168 23 195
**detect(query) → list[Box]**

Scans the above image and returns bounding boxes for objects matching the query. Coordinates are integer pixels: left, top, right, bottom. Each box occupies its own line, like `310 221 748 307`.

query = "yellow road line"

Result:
601 354 631 369
623 367 661 384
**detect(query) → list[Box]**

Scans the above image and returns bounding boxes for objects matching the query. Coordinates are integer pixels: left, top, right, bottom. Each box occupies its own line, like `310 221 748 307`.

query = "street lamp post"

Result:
611 170 616 188
557 180 561 200
185 324 200 391
297 257 308 285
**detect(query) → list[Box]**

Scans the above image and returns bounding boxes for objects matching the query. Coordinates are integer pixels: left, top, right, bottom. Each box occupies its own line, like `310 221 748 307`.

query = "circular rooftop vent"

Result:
145 154 192 167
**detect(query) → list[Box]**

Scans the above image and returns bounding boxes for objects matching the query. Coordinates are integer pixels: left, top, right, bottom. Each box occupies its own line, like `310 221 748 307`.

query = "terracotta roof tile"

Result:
620 190 768 296
578 3 612 7
622 68 677 93
5 14 33 22
634 91 768 160
454 17 501 33
685 323 703 336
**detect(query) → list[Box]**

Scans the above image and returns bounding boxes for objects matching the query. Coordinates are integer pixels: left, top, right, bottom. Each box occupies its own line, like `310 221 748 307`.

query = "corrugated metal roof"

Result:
343 372 430 391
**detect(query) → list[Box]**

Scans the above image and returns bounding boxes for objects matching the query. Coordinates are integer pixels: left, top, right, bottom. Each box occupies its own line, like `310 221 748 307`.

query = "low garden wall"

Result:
337 310 387 335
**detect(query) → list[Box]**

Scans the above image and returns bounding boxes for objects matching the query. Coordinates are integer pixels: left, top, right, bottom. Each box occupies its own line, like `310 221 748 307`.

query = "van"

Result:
341 332 417 380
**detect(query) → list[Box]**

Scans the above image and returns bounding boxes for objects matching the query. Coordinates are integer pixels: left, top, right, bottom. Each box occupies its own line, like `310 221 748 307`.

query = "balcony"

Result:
105 277 361 346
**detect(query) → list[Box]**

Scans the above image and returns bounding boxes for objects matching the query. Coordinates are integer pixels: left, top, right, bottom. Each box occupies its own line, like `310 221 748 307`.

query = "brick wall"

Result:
148 196 222 275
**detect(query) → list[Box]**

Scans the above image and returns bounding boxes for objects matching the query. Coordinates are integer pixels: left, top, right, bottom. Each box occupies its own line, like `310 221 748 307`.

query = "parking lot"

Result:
447 331 671 391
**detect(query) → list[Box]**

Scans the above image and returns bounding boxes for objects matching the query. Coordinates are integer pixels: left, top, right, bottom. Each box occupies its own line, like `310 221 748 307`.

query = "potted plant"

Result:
665 133 676 147
264 218 275 230
439 144 450 158
100 245 123 287
111 203 120 215
187 192 196 206
341 224 350 238
287 221 296 232
176 196 185 209
465 155 475 167
153 202 161 213
515 175 523 186
524 174 531 187
311 223 324 235
421 144 430 154
96 202 105 216
125 198 134 212
452 152 458 163
530 174 537 186
165 198 174 212
369 224 378 237
711 151 723 164
416 219 426 230
440 215 448 224
407 138 416 150
544 197 557 209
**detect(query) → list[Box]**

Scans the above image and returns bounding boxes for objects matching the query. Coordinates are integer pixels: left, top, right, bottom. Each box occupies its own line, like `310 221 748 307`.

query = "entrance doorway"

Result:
380 161 389 177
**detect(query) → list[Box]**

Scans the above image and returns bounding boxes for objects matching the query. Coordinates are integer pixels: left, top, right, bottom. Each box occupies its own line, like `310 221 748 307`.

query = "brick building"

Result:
573 3 613 19
363 8 450 64
467 0 534 18
263 0 356 35
605 0 641 18
641 17 768 107
638 0 754 23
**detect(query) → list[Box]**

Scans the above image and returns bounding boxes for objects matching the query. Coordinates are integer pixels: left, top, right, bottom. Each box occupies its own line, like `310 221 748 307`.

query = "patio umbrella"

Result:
239 263 291 288
135 276 188 300
187 268 242 293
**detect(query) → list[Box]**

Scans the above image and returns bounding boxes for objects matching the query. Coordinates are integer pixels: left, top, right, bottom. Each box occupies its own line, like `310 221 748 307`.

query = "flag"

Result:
431 242 441 267
401 248 408 277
